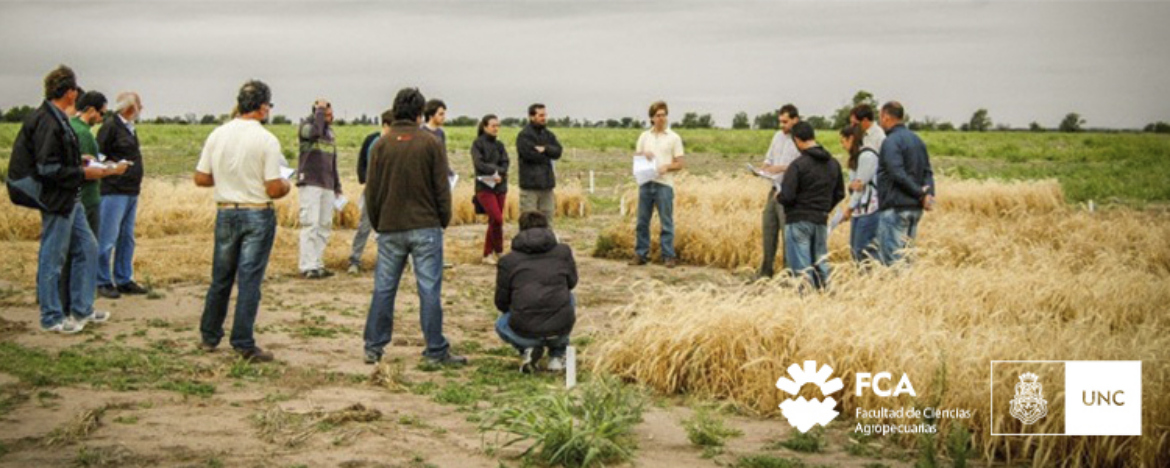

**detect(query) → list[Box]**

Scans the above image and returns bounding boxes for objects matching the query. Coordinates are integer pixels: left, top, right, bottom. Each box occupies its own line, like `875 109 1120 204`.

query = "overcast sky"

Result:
1 0 1168 128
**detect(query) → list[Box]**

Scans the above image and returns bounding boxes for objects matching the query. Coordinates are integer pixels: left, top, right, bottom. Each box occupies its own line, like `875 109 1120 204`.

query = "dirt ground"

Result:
0 213 929 468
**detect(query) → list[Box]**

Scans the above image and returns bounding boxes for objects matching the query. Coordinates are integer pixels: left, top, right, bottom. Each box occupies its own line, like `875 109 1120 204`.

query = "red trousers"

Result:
476 190 507 256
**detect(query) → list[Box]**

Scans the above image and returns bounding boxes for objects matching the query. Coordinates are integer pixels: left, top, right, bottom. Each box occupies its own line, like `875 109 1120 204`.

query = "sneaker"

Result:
198 342 217 353
425 353 469 367
482 255 497 266
348 264 361 275
664 258 679 269
74 310 111 327
316 268 336 278
547 356 567 372
97 285 121 299
117 281 149 295
302 270 321 279
520 348 537 374
364 350 382 365
60 316 85 334
628 257 648 266
40 321 64 333
235 347 275 363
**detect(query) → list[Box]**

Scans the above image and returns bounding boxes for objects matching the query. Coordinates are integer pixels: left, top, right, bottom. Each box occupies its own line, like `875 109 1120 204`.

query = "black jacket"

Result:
495 228 577 339
515 123 563 190
779 145 845 225
7 101 84 214
877 125 936 211
96 115 144 195
357 131 379 184
471 133 510 194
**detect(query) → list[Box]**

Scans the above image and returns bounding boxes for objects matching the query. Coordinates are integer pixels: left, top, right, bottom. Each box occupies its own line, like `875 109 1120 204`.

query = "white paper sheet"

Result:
449 173 459 191
632 156 658 186
280 166 296 180
333 195 348 212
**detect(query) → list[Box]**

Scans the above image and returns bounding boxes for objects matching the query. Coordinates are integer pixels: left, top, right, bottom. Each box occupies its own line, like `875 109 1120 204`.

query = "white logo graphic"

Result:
776 360 844 432
1009 372 1048 425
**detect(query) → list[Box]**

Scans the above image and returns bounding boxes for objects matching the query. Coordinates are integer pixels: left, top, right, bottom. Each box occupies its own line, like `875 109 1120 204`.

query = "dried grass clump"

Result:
593 176 1170 467
450 182 592 226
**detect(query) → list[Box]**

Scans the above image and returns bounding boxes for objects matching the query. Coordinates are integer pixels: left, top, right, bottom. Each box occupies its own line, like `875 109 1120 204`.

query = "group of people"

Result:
7 66 150 335
9 64 933 372
751 102 935 289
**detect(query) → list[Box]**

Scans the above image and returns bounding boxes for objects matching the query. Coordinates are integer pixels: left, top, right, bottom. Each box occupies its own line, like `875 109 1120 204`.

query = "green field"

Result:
2 123 1168 205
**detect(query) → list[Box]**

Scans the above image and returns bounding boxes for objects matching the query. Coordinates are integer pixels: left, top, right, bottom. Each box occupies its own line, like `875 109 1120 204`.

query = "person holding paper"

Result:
754 104 802 280
348 111 392 275
494 212 577 374
471 114 510 265
362 87 465 367
516 103 563 222
630 100 685 268
839 125 881 262
193 79 290 362
7 66 114 333
95 91 148 299
295 98 343 279
779 122 844 291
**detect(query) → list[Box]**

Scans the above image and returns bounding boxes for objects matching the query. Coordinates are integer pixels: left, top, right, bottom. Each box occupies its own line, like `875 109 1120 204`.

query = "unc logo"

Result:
1009 372 1048 425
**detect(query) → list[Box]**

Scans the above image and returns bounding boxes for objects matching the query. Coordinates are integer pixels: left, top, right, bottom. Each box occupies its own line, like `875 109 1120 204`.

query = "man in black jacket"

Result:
515 104 563 222
7 65 112 333
875 101 935 266
494 211 578 374
348 113 391 275
779 122 844 290
95 91 148 298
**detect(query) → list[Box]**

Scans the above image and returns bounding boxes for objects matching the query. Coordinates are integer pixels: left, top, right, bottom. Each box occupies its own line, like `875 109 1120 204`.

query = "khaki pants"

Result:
299 185 335 272
759 189 786 277
520 189 556 221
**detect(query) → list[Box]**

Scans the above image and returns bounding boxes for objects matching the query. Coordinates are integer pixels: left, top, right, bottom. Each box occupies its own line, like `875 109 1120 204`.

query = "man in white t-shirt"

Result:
755 104 802 279
193 80 291 363
630 100 685 268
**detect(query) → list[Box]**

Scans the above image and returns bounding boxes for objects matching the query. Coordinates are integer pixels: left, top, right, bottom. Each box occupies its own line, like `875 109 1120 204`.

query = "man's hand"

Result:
640 151 655 161
842 208 852 222
83 166 106 180
107 160 131 176
493 174 503 184
922 186 934 211
535 146 546 153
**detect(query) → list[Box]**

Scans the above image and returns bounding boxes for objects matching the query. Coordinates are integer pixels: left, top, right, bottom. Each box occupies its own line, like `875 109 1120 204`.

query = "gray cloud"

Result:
1 1 1167 128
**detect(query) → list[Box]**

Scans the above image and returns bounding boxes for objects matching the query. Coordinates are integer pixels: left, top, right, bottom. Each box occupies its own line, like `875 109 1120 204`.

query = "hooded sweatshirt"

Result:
778 145 845 225
495 227 577 338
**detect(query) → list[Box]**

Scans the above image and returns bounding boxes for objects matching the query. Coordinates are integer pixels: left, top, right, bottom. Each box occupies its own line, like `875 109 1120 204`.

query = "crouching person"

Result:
494 211 577 374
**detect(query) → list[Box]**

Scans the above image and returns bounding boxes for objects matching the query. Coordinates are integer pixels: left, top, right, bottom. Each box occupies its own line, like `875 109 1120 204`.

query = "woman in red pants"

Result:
471 114 510 265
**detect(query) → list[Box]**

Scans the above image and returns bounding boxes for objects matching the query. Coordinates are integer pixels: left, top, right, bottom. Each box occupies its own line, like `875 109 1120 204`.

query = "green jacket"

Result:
69 116 101 209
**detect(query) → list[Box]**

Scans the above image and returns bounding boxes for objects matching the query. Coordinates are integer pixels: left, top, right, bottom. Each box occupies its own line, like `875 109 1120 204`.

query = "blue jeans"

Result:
363 227 450 359
37 203 97 327
494 294 575 358
635 182 675 260
877 209 923 266
97 194 138 287
849 213 881 263
200 208 276 351
784 221 830 290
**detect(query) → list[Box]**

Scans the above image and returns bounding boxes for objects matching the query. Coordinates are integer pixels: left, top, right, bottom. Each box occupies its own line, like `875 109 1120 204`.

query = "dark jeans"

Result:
363 227 450 359
37 203 97 327
495 313 571 358
200 208 276 351
60 202 100 310
784 221 830 290
876 208 923 266
758 189 786 277
635 182 675 260
849 213 881 263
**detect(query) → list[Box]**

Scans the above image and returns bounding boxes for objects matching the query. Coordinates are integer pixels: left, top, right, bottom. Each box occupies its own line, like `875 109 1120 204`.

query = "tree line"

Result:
2 98 1168 133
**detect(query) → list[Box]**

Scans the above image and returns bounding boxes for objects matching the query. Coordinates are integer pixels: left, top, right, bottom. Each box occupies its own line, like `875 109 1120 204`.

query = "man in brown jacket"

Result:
362 87 465 366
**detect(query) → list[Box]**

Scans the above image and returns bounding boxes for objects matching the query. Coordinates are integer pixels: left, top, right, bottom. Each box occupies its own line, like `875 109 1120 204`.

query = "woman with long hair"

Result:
471 114 510 264
840 124 880 262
